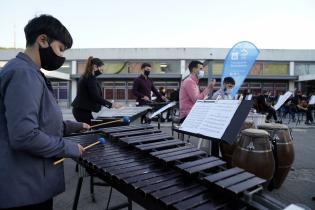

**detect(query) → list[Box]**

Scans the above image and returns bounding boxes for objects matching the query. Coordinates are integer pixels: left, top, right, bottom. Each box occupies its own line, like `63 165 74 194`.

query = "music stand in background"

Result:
148 101 177 129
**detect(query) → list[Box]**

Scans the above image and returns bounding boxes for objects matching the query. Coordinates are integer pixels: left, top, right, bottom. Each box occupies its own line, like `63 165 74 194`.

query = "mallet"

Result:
53 137 106 165
89 116 130 129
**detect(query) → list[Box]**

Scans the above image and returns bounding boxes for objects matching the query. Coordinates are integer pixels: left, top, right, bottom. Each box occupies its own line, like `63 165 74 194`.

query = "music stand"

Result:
173 100 253 156
149 101 177 129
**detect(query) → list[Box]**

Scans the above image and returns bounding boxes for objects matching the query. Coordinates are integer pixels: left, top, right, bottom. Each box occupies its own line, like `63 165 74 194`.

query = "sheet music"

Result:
93 106 151 118
180 100 240 139
309 95 315 105
273 91 292 110
149 101 177 119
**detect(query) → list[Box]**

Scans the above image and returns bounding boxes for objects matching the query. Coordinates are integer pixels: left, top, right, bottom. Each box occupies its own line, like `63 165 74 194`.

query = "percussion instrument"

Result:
64 124 287 210
220 120 255 168
92 106 151 128
232 128 275 180
246 113 266 127
53 137 106 165
257 123 295 189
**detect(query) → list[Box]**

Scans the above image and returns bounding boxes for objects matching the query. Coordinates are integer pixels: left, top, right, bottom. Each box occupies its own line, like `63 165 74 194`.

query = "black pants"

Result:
2 199 53 210
265 107 278 121
72 107 93 124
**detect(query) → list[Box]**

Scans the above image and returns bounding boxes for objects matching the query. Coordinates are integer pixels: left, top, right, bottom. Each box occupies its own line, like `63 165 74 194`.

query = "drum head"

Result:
241 128 269 137
257 123 289 130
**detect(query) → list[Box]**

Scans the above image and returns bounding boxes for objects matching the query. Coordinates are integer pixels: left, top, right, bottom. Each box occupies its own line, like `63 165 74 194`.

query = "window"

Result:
128 61 180 74
59 88 68 100
51 81 70 107
263 63 289 75
295 63 315 75
249 63 263 75
212 63 223 75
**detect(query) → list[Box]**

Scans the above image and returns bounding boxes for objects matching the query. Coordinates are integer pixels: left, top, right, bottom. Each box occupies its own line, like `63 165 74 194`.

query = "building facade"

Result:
1 48 315 107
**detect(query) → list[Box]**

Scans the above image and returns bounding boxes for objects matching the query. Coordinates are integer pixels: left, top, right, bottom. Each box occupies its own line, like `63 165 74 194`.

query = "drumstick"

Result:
90 116 130 129
53 137 106 165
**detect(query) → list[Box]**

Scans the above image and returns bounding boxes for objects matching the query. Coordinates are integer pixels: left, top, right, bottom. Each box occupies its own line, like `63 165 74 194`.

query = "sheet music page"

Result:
309 95 315 105
273 91 292 110
94 106 150 118
180 100 240 139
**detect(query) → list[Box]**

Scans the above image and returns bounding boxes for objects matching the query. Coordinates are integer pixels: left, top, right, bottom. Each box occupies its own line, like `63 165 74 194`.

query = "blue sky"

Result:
1 0 315 49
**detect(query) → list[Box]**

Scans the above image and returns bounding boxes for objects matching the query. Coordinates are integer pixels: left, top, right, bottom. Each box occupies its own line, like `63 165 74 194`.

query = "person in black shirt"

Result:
256 90 281 123
72 57 121 124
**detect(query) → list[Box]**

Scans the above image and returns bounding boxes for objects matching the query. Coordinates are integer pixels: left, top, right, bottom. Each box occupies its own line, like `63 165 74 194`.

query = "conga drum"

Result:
257 123 295 189
220 120 255 168
232 128 275 180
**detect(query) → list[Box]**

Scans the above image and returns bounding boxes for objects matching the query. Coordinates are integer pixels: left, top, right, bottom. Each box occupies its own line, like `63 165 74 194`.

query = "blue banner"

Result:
221 41 260 97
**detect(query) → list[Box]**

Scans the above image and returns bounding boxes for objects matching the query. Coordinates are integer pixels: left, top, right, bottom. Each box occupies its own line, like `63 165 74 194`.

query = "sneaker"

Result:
265 120 271 123
305 121 311 125
275 120 282 124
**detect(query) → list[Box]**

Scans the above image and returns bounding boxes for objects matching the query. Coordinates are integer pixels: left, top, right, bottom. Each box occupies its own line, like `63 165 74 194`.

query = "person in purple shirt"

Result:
132 63 167 105
132 63 167 123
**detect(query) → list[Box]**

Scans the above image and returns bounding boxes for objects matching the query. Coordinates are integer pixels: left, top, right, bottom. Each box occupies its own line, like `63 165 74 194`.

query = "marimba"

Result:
92 106 151 127
66 124 287 210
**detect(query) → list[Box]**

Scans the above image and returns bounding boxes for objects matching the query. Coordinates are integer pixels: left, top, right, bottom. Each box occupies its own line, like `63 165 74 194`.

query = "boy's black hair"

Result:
141 63 151 69
24 14 73 49
188 61 203 72
223 76 235 85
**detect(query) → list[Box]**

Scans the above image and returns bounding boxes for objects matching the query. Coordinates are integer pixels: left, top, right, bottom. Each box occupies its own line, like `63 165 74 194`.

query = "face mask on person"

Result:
225 88 232 94
39 46 65 71
94 69 102 77
144 70 150 77
197 70 205 79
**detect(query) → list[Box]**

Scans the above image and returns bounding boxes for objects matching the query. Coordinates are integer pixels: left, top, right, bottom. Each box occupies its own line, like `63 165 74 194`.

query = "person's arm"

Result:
151 82 162 99
132 78 146 98
4 69 80 158
63 121 83 136
87 77 112 108
211 90 220 100
185 79 210 103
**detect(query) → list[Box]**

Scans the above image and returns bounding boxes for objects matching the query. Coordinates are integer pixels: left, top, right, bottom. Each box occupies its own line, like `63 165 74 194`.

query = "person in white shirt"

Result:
212 77 235 100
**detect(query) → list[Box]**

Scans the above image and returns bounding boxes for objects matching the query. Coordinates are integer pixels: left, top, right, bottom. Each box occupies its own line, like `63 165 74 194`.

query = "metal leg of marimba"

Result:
72 177 83 210
128 198 132 210
197 138 203 149
158 114 161 129
90 176 96 202
105 187 132 210
211 141 220 157
106 187 113 210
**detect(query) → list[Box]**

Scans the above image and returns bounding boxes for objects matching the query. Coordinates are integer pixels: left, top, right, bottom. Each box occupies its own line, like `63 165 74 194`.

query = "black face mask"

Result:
39 46 65 71
144 70 150 77
94 70 102 77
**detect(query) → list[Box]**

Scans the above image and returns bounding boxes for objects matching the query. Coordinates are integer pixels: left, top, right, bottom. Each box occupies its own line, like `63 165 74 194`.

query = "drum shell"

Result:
220 120 255 168
232 129 275 180
257 123 295 188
